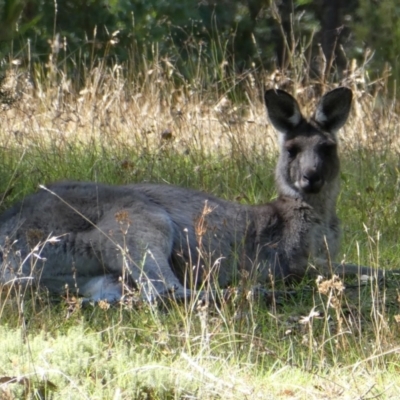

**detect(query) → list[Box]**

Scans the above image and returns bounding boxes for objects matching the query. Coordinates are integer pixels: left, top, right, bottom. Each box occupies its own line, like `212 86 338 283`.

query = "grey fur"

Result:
0 87 379 302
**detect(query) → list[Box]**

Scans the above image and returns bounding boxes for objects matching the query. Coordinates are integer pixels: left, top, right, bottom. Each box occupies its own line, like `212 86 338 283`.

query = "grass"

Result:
1 42 400 399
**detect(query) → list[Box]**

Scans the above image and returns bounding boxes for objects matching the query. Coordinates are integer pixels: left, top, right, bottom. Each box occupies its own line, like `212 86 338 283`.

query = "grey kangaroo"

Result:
0 87 381 303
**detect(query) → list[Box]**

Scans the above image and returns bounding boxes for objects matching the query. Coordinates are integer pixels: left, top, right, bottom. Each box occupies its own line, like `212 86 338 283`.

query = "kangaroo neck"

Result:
276 177 340 219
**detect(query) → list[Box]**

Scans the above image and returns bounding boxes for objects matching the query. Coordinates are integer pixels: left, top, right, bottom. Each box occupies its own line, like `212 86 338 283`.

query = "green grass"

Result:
1 141 400 399
1 53 400 398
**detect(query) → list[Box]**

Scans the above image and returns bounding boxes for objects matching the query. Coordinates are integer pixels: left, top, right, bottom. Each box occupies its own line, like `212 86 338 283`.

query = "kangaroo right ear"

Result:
264 89 303 133
314 87 353 134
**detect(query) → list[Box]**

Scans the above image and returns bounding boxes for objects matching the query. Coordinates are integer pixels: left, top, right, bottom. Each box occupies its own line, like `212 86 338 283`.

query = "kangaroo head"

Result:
264 87 352 198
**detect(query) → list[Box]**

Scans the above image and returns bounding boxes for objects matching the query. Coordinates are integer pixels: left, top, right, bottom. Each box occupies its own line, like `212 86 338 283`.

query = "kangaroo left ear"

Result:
314 87 353 134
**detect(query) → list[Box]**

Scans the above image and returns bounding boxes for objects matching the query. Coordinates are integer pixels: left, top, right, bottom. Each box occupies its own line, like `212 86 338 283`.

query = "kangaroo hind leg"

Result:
90 206 195 303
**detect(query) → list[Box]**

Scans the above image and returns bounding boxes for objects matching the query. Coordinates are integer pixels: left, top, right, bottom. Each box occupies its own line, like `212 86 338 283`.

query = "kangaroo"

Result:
0 87 381 303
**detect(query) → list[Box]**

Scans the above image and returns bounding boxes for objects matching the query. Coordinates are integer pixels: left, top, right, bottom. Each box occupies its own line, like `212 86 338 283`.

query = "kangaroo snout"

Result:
300 169 324 193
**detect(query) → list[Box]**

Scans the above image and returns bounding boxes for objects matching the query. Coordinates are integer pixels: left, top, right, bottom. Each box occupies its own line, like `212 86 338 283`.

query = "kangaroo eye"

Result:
286 146 299 158
319 143 336 155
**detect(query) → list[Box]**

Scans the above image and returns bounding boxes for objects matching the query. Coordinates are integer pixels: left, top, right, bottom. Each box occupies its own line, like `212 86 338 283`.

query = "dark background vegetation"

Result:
1 0 399 92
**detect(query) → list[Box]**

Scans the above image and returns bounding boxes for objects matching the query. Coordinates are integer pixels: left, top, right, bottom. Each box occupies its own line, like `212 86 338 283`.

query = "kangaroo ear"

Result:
264 89 303 133
314 87 352 134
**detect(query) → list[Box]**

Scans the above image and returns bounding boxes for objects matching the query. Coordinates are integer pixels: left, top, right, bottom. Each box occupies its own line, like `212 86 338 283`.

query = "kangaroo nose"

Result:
302 170 323 193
